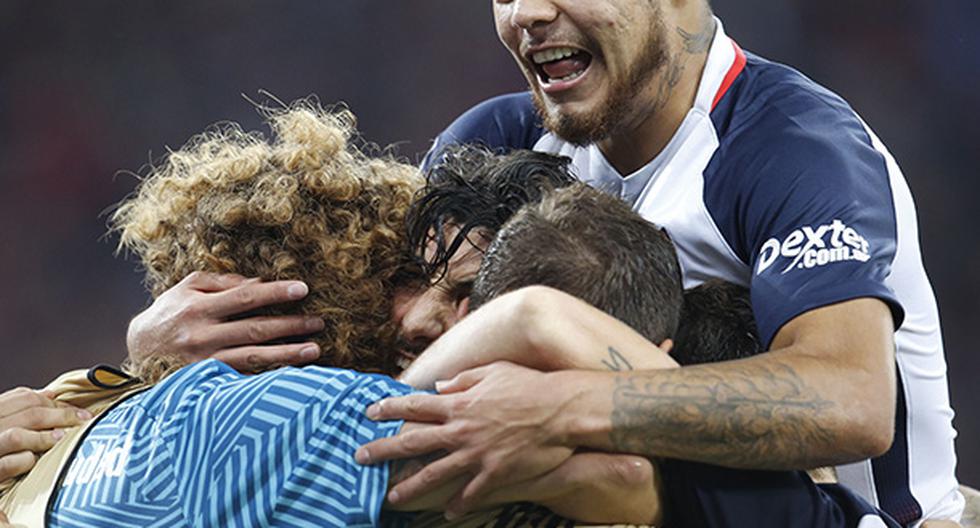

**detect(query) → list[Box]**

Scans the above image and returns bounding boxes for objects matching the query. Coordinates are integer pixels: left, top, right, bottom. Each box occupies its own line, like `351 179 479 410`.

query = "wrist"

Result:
548 369 617 450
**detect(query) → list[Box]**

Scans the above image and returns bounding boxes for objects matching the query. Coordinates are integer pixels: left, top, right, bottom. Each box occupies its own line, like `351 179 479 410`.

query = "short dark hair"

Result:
672 280 762 366
406 146 577 278
472 184 683 345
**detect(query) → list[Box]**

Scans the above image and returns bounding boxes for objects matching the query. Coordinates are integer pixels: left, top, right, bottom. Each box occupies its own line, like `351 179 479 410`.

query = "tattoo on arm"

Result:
609 359 836 468
676 17 716 54
601 346 634 372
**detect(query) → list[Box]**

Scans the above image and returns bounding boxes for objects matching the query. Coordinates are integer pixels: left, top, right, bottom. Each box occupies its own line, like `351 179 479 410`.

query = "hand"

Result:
482 452 661 525
357 361 576 517
127 272 326 372
0 387 90 483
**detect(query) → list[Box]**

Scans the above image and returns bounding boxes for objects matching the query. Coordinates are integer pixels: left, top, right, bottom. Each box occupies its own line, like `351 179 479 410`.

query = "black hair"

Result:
406 146 577 279
672 280 763 365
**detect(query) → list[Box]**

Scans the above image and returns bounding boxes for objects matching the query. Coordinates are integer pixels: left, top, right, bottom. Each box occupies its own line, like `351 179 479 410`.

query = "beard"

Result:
530 16 670 146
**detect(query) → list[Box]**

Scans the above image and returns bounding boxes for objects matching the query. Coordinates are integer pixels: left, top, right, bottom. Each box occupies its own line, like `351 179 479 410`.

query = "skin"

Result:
353 0 900 517
389 226 488 363
385 286 672 524
8 2 903 521
494 0 714 174
0 387 90 483
126 272 325 373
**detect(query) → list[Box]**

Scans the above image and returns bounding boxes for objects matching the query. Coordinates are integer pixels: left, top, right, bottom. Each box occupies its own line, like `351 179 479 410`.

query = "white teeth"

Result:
553 69 584 83
532 47 579 65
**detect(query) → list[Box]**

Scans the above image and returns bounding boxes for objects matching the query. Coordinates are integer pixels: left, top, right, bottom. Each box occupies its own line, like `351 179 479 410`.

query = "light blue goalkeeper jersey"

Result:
48 359 414 527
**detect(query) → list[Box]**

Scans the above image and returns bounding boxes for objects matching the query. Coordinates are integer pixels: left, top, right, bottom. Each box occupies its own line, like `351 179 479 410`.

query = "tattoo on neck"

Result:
677 18 716 54
609 360 836 467
602 346 635 371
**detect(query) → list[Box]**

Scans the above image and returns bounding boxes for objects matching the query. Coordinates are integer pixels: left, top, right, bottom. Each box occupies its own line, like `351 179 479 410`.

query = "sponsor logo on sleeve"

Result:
756 219 870 275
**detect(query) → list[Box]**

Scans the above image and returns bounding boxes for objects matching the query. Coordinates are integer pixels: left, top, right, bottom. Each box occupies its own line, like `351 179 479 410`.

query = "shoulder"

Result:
704 52 895 257
424 92 546 169
712 52 881 177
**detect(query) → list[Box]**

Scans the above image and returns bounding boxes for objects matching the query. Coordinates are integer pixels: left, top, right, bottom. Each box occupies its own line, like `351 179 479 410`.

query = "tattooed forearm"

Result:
677 17 716 54
601 346 634 371
609 359 838 469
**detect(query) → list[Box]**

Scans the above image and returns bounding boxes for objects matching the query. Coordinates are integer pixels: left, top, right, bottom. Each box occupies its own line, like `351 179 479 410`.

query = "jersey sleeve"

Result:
421 92 545 170
163 363 416 527
705 95 905 346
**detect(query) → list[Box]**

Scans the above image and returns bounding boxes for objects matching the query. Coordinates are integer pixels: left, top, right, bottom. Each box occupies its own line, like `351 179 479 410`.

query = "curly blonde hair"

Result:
111 102 421 378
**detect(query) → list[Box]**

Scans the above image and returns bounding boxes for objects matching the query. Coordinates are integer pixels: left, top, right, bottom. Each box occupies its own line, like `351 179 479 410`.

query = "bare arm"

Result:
361 295 897 513
585 297 896 468
399 286 678 389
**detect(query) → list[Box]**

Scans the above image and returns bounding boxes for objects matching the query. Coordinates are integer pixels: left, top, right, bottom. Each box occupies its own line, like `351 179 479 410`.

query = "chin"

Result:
535 95 616 146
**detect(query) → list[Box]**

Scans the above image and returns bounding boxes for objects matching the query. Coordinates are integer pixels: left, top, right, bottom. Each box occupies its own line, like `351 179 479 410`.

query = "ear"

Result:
657 338 674 354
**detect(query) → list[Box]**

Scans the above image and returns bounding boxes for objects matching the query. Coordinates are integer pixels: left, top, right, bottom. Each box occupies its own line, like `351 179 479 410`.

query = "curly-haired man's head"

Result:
111 103 422 378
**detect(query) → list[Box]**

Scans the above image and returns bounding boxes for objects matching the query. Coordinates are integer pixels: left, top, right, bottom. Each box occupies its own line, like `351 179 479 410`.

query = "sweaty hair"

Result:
472 184 683 345
406 146 577 279
672 280 763 366
111 102 421 380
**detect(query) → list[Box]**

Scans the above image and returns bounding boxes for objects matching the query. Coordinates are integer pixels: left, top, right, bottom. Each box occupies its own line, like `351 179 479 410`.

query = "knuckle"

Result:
174 301 200 321
419 468 441 486
245 322 268 343
184 271 206 285
0 428 14 447
233 288 256 307
171 329 197 350
22 407 45 426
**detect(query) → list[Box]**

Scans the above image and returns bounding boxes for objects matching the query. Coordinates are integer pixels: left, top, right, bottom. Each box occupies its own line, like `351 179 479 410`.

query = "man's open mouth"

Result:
531 47 593 85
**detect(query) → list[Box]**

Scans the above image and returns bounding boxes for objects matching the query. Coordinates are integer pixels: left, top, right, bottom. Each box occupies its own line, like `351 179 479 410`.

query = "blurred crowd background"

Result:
1 1 976 484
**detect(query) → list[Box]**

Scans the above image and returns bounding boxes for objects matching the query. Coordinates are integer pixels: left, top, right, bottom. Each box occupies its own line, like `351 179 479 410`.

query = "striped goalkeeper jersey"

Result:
48 359 414 527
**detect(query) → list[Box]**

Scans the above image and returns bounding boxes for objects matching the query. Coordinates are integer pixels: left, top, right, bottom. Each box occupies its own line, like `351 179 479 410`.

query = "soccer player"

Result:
358 2 962 525
0 105 683 526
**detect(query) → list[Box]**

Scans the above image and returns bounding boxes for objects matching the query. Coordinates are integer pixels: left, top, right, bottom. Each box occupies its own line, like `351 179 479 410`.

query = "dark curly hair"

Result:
111 102 421 379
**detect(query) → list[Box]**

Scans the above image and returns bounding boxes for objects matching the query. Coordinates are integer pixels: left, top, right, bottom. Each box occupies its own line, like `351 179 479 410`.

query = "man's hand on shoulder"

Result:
357 361 587 518
127 272 325 372
0 387 90 483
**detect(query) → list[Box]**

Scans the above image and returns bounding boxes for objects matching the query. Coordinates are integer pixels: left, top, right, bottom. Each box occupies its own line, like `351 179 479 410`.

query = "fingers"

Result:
448 469 497 516
0 451 37 482
356 423 453 465
0 388 57 420
0 406 89 435
0 428 63 457
212 343 322 372
206 281 310 319
434 368 490 394
385 451 474 506
365 393 452 424
180 271 250 292
434 361 518 394
204 315 325 350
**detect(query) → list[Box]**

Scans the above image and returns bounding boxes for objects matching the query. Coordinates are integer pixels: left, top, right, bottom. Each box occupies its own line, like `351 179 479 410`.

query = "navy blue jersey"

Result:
49 360 414 527
425 19 961 525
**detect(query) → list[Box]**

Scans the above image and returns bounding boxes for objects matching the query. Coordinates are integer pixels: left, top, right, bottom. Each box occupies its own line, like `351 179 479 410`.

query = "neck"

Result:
599 17 715 176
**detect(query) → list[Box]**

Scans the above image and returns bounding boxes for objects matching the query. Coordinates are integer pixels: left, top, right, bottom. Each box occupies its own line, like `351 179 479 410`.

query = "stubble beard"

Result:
530 17 671 147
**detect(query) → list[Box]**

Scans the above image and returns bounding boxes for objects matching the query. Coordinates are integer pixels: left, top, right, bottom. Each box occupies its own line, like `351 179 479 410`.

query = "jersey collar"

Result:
693 18 747 114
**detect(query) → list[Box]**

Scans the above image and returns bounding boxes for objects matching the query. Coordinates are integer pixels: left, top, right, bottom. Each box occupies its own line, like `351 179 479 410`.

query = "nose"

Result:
508 0 559 32
392 289 465 348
